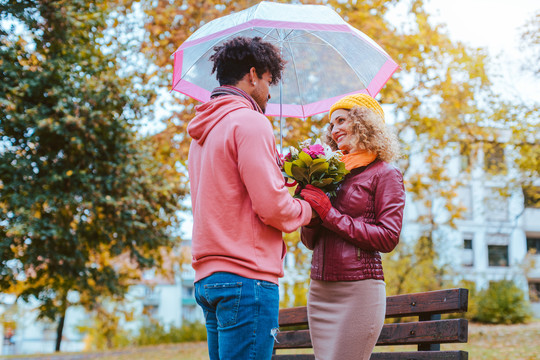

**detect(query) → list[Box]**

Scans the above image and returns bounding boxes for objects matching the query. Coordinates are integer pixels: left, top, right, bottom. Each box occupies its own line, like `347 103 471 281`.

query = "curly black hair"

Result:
210 36 285 86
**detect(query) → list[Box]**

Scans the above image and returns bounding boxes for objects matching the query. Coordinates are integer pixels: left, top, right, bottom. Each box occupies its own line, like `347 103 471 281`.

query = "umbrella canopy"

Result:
172 1 399 118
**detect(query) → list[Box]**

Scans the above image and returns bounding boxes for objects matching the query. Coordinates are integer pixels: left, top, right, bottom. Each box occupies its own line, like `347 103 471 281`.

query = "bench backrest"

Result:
273 288 469 360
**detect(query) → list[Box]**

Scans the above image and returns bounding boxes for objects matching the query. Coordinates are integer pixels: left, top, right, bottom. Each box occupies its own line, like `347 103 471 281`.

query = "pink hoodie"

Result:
188 95 312 284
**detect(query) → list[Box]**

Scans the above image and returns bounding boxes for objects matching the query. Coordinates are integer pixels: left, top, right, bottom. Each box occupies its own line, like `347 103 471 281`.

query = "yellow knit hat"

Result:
329 93 384 122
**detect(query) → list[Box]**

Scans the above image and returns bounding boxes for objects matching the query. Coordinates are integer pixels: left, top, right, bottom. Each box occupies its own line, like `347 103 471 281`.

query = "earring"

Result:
253 82 257 86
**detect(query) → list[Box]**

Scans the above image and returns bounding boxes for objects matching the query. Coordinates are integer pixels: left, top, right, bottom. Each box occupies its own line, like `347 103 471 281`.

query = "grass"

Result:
445 320 540 360
2 320 539 360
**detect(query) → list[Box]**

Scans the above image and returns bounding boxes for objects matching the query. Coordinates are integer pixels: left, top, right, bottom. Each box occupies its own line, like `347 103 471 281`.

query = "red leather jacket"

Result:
301 160 405 281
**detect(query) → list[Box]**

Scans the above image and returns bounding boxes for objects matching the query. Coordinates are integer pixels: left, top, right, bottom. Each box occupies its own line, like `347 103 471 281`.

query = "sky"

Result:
422 0 539 103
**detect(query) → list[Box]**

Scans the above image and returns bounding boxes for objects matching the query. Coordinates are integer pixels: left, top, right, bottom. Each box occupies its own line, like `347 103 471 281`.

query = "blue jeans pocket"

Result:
259 280 278 289
204 282 243 328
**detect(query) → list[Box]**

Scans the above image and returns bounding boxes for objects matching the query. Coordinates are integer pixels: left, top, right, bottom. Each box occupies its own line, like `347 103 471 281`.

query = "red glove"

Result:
301 185 332 220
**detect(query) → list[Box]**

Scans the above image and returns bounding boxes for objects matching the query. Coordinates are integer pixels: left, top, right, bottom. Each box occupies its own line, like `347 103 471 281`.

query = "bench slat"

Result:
271 355 314 360
272 352 468 360
370 351 469 360
274 329 311 349
274 319 468 349
278 306 309 327
278 288 468 327
378 319 468 346
386 289 468 318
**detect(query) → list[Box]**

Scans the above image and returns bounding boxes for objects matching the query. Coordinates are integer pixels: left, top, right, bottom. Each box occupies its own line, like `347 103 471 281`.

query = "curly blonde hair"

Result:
324 106 400 163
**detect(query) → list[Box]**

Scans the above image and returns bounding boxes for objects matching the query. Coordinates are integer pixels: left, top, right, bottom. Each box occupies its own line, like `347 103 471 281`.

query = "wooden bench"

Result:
272 288 469 360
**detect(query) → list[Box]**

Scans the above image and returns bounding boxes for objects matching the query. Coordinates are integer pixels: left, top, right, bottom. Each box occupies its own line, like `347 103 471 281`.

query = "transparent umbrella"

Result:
172 1 399 143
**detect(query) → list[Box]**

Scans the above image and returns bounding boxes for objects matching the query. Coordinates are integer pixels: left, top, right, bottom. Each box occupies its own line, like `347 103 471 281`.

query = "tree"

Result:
519 10 540 77
474 279 532 324
136 0 539 299
0 0 184 351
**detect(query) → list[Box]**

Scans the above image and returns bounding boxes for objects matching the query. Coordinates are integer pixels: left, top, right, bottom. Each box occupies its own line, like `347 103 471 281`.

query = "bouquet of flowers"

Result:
281 139 349 197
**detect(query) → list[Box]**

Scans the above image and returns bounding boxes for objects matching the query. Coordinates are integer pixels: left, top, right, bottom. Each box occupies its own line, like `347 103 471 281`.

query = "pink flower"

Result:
303 144 325 158
284 152 292 161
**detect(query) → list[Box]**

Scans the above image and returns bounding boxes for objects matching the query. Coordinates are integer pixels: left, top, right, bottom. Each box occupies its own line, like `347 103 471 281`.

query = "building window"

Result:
485 188 508 222
143 304 158 318
523 186 540 208
458 187 473 220
526 236 540 254
484 142 506 175
459 142 472 171
182 285 194 298
529 281 540 302
462 234 474 267
488 245 509 267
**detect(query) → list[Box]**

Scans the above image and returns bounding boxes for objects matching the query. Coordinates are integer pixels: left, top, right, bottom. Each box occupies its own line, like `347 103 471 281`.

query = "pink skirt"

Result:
307 279 386 360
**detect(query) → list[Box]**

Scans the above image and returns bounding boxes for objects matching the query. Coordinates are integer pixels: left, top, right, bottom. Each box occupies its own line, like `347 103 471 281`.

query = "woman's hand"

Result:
301 185 332 220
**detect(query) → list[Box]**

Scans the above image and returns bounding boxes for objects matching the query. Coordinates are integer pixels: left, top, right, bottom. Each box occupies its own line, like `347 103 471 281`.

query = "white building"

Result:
0 260 203 355
400 138 540 316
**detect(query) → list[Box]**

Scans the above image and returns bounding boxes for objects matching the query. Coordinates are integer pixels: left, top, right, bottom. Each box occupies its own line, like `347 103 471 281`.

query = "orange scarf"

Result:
341 150 377 171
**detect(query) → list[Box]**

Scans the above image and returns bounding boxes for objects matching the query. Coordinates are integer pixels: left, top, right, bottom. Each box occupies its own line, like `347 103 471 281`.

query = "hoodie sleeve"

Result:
235 111 312 233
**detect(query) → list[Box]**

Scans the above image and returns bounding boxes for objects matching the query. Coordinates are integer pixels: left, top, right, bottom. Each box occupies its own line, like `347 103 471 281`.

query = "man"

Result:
187 36 312 360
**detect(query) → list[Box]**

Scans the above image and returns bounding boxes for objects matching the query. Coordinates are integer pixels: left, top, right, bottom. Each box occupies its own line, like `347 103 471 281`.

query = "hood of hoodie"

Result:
187 95 254 145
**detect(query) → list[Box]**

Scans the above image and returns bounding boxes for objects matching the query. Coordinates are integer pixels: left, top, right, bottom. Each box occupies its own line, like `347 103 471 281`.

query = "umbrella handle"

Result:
279 77 283 154
279 44 283 154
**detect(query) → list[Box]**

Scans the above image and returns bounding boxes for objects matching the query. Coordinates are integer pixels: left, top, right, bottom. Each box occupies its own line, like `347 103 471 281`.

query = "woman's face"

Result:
330 108 355 153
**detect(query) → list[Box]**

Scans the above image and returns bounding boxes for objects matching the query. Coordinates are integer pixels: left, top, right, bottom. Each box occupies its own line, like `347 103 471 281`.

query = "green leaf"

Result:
309 161 329 178
291 164 309 184
298 151 313 166
312 178 333 187
283 161 294 177
312 158 327 165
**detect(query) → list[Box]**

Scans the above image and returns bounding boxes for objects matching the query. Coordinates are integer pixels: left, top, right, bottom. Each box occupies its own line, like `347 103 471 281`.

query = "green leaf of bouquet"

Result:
312 158 327 165
309 162 329 177
291 164 309 183
312 179 332 187
318 178 334 186
298 151 313 166
283 162 294 177
293 159 306 168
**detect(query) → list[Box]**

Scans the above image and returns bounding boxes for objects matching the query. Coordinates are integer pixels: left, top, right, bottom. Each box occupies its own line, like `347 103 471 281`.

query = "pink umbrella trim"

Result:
172 59 399 118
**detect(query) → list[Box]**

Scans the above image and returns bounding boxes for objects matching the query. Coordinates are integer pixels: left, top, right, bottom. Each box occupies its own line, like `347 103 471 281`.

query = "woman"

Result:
300 93 405 360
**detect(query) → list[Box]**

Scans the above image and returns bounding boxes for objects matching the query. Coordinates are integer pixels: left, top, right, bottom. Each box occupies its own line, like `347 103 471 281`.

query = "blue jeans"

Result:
194 272 280 360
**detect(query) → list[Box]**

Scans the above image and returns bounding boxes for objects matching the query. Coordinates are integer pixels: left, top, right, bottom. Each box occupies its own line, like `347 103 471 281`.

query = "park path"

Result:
3 344 185 360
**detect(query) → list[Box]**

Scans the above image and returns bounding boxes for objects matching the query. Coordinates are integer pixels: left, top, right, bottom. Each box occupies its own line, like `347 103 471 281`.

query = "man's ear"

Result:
248 67 258 85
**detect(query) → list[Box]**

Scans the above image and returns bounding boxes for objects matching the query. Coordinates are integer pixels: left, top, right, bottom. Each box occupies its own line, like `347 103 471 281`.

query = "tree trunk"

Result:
55 309 66 352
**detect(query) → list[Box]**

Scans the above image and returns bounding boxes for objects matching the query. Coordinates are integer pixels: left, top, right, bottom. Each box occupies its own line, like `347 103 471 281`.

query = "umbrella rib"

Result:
278 29 370 88
253 28 280 41
173 29 278 91
298 29 369 88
